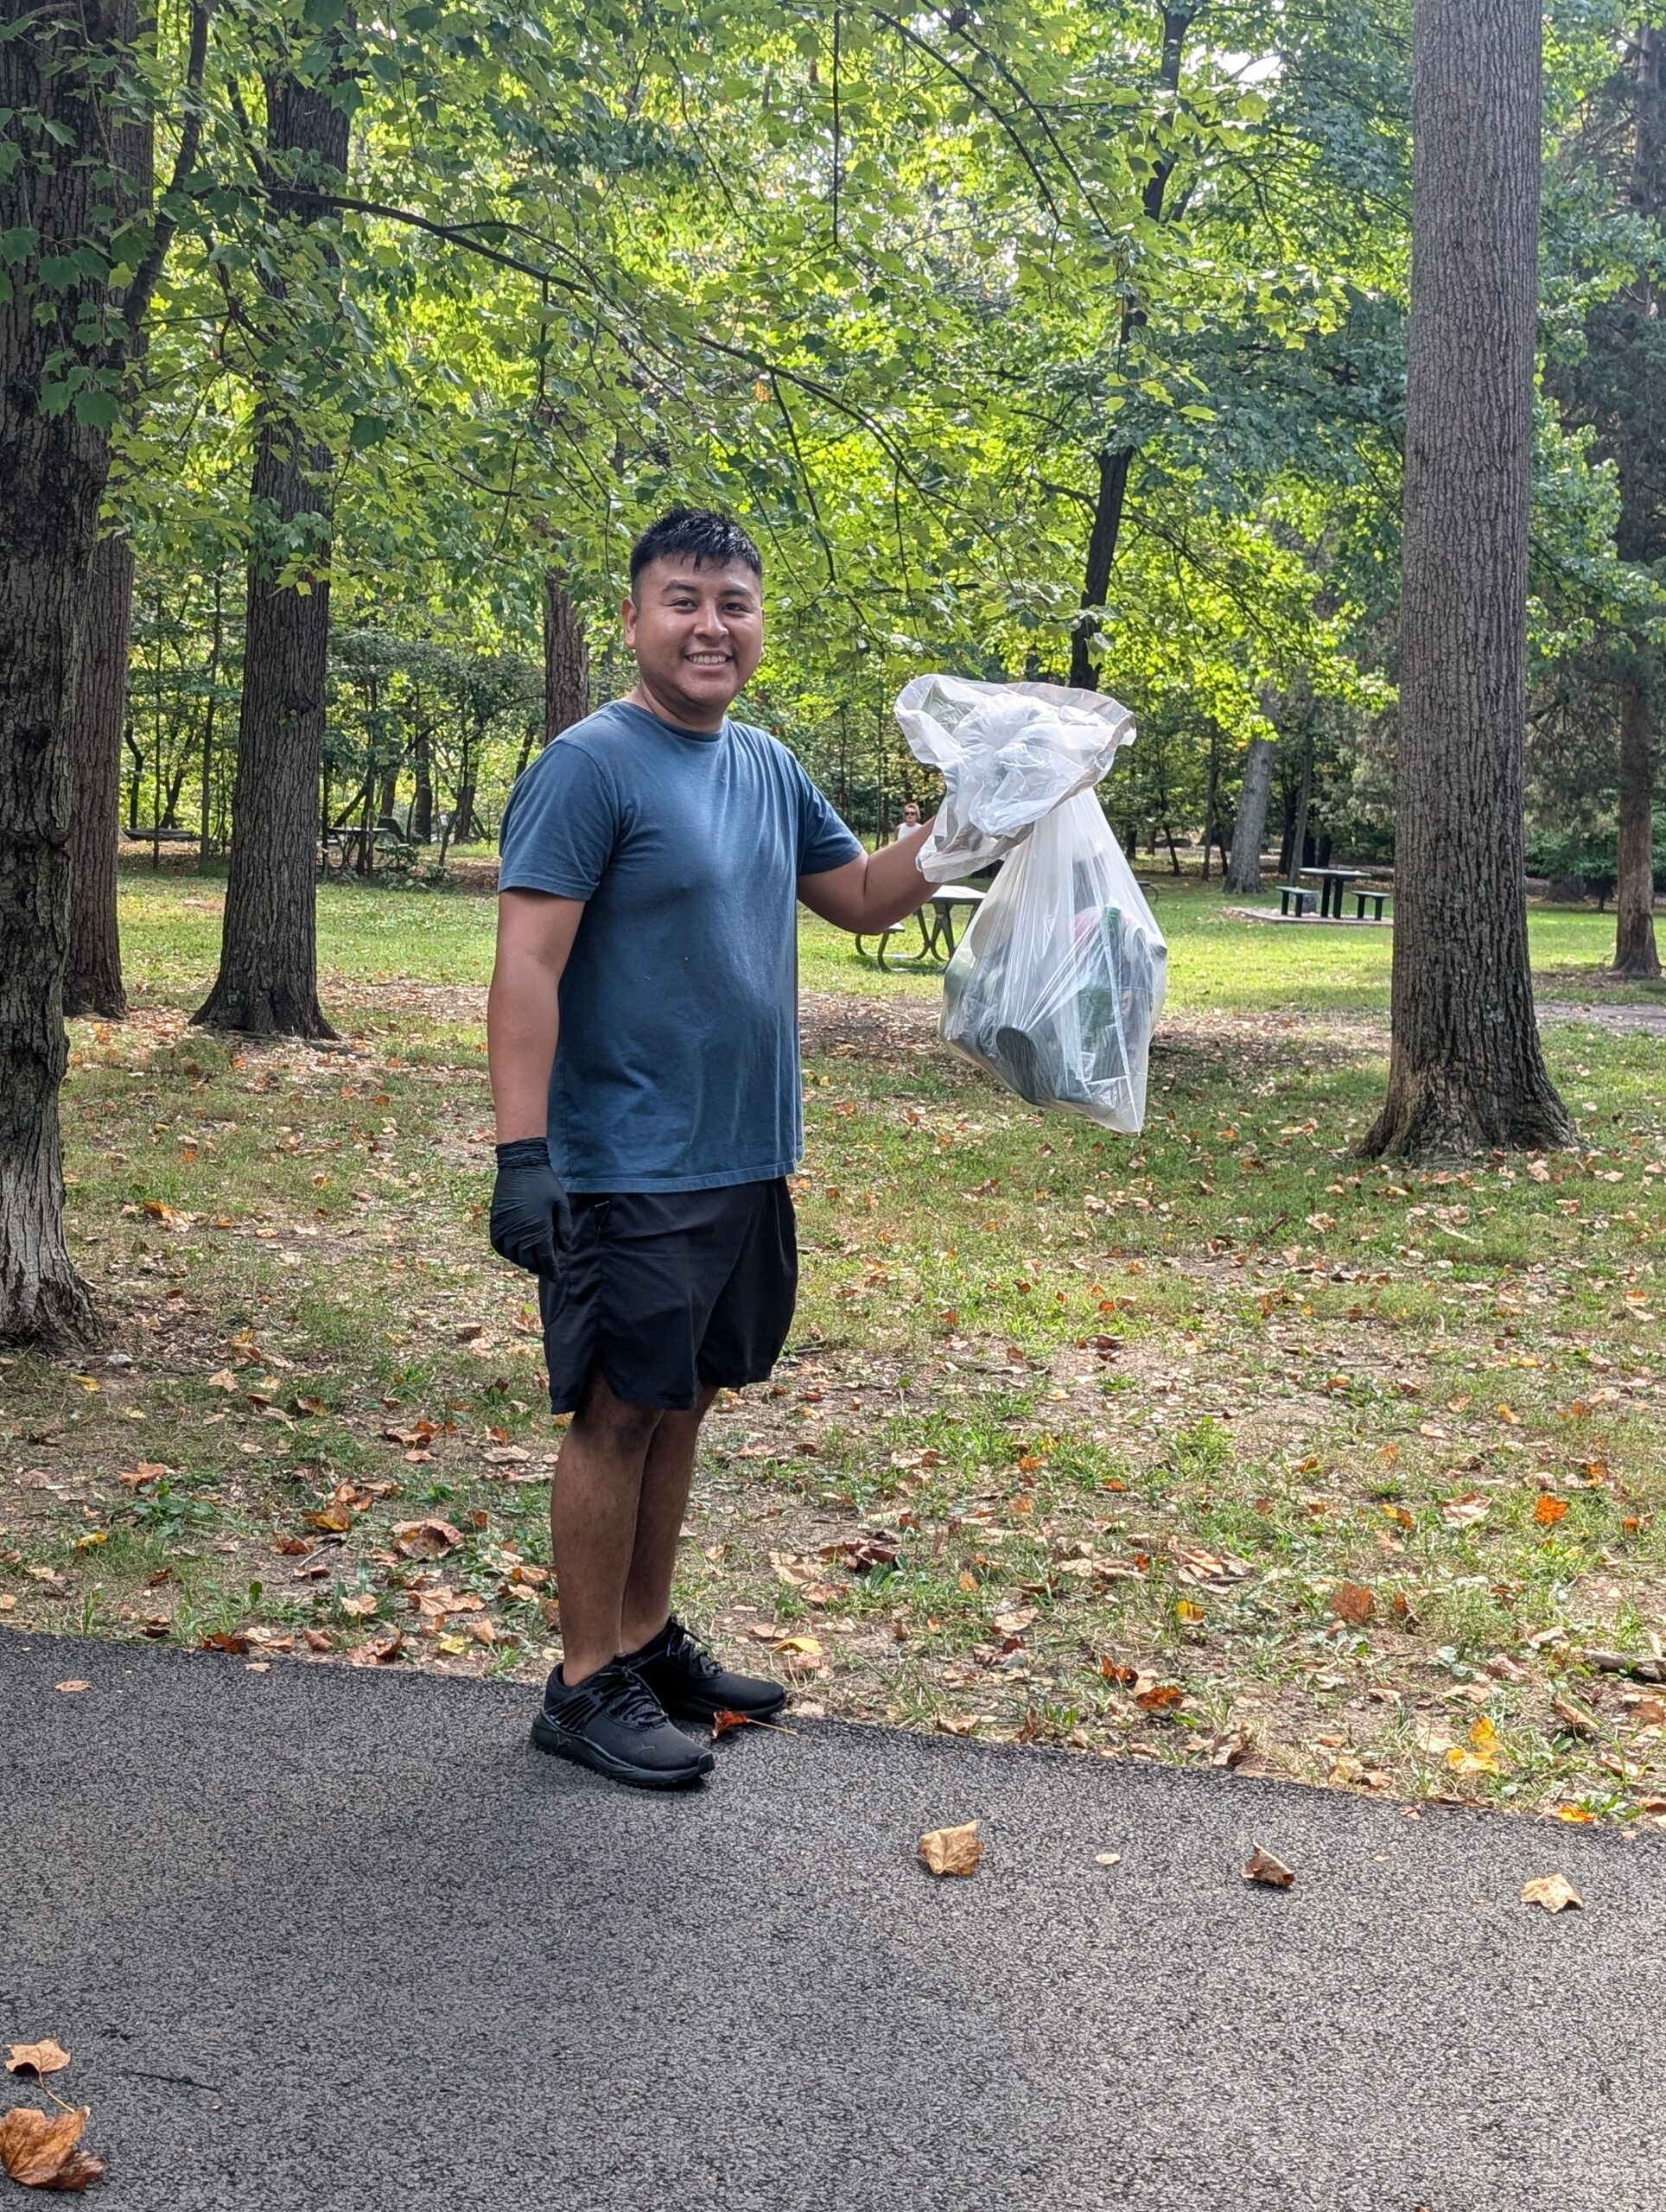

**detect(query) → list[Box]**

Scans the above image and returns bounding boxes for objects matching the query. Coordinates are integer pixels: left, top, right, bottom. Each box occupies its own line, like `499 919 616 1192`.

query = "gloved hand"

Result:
490 1139 573 1277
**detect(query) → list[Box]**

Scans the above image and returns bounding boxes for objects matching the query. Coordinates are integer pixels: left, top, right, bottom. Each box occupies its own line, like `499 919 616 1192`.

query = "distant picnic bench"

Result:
856 884 986 969
1277 867 1391 921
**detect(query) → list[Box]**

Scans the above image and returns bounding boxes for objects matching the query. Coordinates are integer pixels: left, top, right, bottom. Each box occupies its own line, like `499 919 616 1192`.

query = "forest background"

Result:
67 0 1665 909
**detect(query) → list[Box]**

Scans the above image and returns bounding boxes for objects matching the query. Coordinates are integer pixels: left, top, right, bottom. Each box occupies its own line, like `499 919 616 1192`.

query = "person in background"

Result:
892 799 921 841
486 506 936 1791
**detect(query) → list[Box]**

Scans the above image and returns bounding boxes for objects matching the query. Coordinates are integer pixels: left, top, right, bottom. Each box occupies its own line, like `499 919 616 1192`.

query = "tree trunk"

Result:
1067 7 1194 691
1363 0 1572 1159
1613 666 1660 977
412 709 434 842
1225 737 1275 893
543 571 590 747
0 9 135 1344
198 565 224 867
1289 727 1315 886
63 535 133 1018
1609 28 1663 980
195 70 349 1040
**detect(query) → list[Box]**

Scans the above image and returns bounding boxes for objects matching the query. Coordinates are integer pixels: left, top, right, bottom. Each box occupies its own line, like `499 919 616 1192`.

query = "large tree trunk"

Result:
194 71 348 1040
411 706 434 841
1612 666 1660 977
0 10 135 1345
63 535 133 1018
1364 0 1573 1159
1067 7 1194 691
1225 737 1275 893
543 570 589 747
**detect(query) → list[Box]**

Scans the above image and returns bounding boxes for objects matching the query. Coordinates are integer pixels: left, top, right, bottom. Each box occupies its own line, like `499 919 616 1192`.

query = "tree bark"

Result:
1225 737 1275 893
195 70 349 1039
0 9 138 1344
412 705 433 841
1289 725 1315 884
543 570 590 747
1363 0 1573 1159
1613 665 1661 977
63 535 133 1017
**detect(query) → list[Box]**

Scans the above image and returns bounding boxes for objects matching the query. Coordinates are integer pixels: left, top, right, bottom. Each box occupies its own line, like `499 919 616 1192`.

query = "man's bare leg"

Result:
620 1386 717 1654
550 1371 663 1685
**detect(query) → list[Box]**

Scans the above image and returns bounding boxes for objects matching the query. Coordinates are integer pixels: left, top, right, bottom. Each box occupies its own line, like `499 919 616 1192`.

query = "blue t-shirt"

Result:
498 698 862 1193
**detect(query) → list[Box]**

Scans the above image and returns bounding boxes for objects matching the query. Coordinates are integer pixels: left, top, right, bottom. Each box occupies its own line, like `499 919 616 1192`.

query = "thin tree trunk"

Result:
1610 27 1663 980
1225 737 1275 893
1290 726 1315 883
1613 666 1660 977
1364 0 1572 1159
543 570 590 747
0 8 133 1344
198 565 223 867
195 67 348 1039
412 705 433 842
1068 6 1195 691
64 536 133 1017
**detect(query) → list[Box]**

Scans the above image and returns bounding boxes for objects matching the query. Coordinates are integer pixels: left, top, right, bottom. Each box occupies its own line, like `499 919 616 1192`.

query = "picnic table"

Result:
1301 866 1365 918
856 884 986 970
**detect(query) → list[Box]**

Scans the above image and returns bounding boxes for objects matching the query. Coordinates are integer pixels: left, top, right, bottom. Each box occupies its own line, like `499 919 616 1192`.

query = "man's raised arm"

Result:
796 817 937 933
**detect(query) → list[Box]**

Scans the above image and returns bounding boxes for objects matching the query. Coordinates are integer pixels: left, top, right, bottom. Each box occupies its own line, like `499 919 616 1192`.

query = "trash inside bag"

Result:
939 789 1167 1132
893 673 1136 885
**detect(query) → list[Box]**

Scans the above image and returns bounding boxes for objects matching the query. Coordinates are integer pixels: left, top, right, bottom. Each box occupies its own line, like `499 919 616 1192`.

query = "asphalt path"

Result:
2 1631 1661 2211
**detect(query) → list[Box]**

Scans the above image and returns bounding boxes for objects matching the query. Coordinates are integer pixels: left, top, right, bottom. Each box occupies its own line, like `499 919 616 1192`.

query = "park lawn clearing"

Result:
0 870 1663 1827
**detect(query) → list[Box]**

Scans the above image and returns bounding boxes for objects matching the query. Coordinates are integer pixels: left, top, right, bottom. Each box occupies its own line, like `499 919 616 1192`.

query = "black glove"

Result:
490 1139 573 1277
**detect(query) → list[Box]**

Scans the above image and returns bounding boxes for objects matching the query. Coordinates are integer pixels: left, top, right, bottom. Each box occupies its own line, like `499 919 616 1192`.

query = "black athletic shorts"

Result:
537 1178 798 1414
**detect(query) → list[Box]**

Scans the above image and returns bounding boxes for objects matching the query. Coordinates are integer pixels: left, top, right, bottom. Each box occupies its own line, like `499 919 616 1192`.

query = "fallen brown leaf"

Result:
919 1820 983 1877
1534 1494 1570 1526
53 1681 90 1697
1241 1844 1295 1890
0 2105 103 2191
710 1708 753 1738
347 1633 404 1667
198 1632 251 1656
391 1518 462 1560
3 2045 68 2080
1328 1581 1375 1626
1521 1872 1582 1914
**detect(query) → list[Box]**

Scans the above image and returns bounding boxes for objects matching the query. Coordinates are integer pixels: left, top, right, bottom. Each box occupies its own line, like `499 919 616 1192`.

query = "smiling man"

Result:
487 507 935 1789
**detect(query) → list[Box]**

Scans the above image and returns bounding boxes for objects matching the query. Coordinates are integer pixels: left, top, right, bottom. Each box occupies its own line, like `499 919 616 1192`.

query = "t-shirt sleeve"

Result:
790 756 864 876
498 741 617 899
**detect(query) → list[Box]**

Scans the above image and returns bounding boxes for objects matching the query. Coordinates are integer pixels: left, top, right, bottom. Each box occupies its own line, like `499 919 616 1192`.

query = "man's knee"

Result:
571 1370 664 1452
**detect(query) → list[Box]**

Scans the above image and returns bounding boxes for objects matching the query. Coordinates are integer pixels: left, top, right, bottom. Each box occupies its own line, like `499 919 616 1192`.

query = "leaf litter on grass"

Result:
9 880 1663 1825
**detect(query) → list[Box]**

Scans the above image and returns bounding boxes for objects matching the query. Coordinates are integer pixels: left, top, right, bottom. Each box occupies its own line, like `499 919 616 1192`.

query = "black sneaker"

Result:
531 1657 715 1789
627 1615 788 1726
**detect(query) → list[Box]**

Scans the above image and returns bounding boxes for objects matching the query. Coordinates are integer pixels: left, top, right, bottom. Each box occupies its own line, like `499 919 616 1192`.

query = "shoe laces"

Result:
566 1659 667 1730
658 1616 723 1683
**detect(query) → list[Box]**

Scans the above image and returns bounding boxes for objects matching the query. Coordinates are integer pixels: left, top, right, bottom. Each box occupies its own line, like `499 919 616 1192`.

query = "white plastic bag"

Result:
893 673 1136 885
938 788 1167 1133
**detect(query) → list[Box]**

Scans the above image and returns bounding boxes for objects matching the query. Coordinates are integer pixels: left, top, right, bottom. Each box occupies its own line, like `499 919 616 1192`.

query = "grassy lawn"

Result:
3 866 1663 1827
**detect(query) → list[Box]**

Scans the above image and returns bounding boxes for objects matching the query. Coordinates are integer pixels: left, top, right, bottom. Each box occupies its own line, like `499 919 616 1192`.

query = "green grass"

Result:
2 867 1661 1825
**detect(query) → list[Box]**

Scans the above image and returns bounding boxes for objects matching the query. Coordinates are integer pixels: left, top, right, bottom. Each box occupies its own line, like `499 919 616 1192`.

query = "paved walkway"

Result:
3 1632 1662 2210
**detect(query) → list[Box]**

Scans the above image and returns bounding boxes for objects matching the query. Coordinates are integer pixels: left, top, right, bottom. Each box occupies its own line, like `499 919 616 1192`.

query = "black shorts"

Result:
537 1179 798 1414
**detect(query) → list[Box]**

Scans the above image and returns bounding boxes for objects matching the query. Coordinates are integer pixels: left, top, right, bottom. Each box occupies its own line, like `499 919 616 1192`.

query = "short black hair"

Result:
628 507 762 592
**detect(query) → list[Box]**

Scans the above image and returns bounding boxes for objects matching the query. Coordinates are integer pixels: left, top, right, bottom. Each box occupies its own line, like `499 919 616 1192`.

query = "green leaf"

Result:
71 386 121 428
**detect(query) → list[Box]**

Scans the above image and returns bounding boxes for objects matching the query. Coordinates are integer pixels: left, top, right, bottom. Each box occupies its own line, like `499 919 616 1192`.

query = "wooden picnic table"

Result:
856 884 986 970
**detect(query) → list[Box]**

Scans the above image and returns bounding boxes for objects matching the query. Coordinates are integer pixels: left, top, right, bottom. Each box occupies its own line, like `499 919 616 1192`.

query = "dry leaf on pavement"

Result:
919 1820 983 1876
1241 1844 1295 1890
3 2045 69 2080
1521 1873 1582 1914
53 1682 90 1696
0 2105 104 2191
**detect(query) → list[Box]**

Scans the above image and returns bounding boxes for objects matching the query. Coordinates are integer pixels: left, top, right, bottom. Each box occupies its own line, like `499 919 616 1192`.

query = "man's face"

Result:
623 557 764 727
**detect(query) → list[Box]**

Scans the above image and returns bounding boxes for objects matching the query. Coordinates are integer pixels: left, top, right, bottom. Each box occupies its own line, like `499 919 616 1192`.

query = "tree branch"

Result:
122 0 213 346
